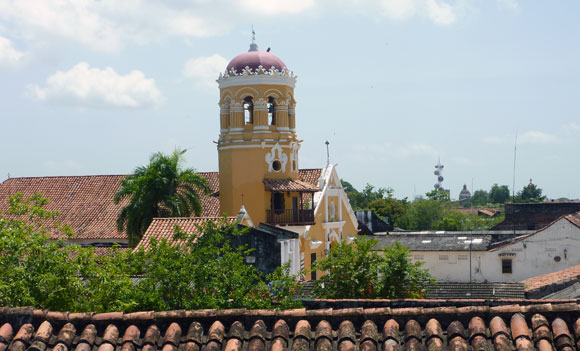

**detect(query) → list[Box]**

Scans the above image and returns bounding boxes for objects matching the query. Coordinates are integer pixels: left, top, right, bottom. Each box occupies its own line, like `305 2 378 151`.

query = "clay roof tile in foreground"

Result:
2 301 580 351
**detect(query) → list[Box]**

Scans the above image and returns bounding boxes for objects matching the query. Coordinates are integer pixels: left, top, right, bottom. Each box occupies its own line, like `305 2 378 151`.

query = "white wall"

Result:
411 218 580 282
280 238 300 276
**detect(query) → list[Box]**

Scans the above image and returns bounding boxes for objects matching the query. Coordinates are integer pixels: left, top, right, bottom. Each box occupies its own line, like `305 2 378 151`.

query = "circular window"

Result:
554 256 561 262
272 160 282 171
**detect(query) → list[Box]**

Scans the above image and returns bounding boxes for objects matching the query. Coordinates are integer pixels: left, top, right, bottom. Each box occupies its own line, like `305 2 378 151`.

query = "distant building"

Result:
458 184 471 202
355 210 392 235
370 211 580 282
492 201 580 230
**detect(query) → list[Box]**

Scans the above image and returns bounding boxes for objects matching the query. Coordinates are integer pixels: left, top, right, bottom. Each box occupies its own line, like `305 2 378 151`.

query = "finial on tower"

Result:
325 140 330 166
249 25 258 52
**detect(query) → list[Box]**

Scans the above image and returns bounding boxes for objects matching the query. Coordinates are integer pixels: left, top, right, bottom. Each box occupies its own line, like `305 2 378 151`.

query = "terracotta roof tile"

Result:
521 265 580 292
4 303 580 351
0 175 127 240
565 211 580 229
263 179 320 192
135 217 237 251
0 170 319 242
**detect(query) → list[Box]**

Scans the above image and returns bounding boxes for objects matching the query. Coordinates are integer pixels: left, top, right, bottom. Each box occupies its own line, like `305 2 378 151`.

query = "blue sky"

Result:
1 0 579 200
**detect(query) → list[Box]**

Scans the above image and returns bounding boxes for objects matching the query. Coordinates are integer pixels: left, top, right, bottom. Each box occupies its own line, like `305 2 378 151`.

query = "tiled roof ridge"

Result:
2 169 321 182
2 174 127 181
521 264 580 292
2 299 580 320
150 216 237 221
3 300 580 351
564 211 580 229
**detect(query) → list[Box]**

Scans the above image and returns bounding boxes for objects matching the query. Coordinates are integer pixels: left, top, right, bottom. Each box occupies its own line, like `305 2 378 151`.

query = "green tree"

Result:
0 193 130 311
517 182 546 203
489 184 510 204
341 181 390 209
0 194 302 311
311 238 433 299
379 242 434 298
426 189 450 202
367 197 407 226
469 190 489 207
341 180 407 225
114 149 211 246
398 199 444 230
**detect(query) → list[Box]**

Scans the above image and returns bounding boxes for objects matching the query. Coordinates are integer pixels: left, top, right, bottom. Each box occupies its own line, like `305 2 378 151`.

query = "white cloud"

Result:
0 35 25 68
0 0 231 52
28 62 165 108
184 54 229 90
0 0 467 53
380 0 417 20
379 0 457 25
240 0 316 15
484 130 559 145
424 0 456 25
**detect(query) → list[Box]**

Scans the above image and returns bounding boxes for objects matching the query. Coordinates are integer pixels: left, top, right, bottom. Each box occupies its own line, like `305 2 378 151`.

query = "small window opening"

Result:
272 193 285 213
502 259 512 274
268 97 276 125
272 160 282 171
243 96 254 125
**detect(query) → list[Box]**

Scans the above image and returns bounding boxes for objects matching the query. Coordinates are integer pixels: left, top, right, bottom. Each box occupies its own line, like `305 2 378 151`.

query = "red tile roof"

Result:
566 211 580 229
196 172 221 217
263 179 320 192
521 265 580 292
0 175 127 240
299 168 322 185
0 169 320 242
135 217 237 251
2 301 580 351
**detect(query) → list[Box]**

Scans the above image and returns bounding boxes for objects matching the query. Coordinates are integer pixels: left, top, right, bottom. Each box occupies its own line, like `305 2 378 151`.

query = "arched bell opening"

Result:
243 96 254 125
267 96 276 125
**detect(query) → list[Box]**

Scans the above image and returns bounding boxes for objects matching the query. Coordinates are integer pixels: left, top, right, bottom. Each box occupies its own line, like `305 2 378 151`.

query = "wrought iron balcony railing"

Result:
266 209 315 225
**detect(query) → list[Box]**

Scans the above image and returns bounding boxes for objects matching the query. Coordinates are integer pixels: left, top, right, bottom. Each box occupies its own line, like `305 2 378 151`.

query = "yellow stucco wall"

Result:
217 75 359 279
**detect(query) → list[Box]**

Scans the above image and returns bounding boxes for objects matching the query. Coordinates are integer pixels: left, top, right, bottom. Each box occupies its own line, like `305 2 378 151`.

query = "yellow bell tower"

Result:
217 39 311 224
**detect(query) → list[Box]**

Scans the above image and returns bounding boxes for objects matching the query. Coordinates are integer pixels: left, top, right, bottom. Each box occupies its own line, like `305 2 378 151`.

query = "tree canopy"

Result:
114 149 210 246
311 238 433 299
516 182 546 203
1 194 301 312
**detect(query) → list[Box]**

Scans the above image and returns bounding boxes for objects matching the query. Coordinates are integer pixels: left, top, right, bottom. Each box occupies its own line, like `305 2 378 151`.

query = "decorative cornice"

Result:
217 65 297 89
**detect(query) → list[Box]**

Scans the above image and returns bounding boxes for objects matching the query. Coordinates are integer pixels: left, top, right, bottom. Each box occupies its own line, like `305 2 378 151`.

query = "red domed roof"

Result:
226 45 287 73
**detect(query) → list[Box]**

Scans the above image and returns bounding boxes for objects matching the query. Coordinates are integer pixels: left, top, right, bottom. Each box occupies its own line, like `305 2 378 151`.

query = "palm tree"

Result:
114 149 210 247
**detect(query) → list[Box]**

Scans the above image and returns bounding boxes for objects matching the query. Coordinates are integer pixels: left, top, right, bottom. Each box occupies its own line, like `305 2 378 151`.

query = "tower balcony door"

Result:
266 192 315 225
